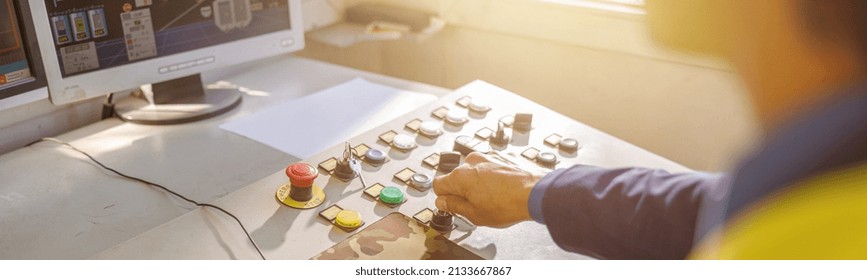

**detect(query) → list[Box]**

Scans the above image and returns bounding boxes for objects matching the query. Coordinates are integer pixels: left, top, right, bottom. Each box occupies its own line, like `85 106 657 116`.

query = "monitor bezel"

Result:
0 0 48 100
29 0 305 105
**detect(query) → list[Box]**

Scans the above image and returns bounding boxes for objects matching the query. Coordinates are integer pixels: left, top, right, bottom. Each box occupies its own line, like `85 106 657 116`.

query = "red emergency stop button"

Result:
286 163 318 188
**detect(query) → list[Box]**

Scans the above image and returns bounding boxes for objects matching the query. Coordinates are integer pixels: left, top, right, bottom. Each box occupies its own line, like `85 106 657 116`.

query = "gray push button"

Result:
559 138 579 153
537 151 557 168
410 173 433 190
364 148 387 165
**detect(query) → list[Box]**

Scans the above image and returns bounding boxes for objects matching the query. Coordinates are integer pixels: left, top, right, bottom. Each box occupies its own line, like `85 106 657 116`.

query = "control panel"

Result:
270 80 591 259
93 80 687 260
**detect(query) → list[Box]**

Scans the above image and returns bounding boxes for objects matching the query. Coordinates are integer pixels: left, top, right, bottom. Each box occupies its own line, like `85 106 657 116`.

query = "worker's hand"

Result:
433 152 542 228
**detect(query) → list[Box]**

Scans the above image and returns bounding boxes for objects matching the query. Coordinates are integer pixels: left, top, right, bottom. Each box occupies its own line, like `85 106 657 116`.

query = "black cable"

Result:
27 137 266 260
101 93 115 120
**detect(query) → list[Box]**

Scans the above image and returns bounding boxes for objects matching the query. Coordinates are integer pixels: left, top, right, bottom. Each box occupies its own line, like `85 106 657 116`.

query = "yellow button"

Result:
335 210 362 228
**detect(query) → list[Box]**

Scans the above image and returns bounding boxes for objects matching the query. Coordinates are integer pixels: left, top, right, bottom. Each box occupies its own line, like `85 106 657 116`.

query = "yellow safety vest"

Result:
692 164 867 259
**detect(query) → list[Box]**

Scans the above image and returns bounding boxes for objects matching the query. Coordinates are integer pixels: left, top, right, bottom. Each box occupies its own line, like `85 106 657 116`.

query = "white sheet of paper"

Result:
220 78 438 158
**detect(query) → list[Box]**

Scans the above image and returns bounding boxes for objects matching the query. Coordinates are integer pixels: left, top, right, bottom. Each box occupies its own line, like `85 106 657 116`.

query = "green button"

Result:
379 186 404 204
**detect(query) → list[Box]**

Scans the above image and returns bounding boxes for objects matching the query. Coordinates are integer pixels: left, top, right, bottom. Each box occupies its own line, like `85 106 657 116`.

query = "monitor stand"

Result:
113 74 242 125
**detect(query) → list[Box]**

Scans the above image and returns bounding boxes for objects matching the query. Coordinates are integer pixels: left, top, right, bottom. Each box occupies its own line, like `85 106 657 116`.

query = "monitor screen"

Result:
43 0 290 78
0 0 45 100
30 0 304 105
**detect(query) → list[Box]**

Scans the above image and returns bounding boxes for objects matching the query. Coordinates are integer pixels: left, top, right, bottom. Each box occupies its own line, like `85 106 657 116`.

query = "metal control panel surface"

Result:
93 80 690 259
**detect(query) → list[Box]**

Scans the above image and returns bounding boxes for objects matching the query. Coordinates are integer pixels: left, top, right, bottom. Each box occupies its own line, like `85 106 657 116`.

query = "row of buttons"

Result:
455 96 493 113
377 96 496 154
401 97 574 172
377 96 584 173
158 56 216 74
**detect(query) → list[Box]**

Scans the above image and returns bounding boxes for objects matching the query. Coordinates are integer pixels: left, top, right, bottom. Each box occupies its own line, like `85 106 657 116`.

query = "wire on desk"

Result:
27 137 266 260
101 93 116 120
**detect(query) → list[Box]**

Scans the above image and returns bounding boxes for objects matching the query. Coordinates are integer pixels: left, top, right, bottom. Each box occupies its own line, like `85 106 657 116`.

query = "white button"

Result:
559 138 579 152
537 152 557 166
392 134 416 150
469 98 491 112
281 38 294 47
418 121 442 136
159 67 169 73
169 65 178 71
205 57 215 63
445 110 467 124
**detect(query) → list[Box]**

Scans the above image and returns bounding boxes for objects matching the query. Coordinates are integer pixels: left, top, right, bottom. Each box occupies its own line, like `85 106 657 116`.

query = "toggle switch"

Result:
490 122 510 147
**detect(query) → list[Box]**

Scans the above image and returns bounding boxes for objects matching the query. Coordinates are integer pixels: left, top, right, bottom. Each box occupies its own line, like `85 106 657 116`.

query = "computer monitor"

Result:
28 0 304 124
0 0 47 100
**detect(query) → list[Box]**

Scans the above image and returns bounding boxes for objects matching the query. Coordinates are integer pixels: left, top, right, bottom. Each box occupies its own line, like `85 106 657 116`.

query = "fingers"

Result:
434 153 494 194
433 170 460 196
433 163 479 196
464 152 490 165
435 195 477 222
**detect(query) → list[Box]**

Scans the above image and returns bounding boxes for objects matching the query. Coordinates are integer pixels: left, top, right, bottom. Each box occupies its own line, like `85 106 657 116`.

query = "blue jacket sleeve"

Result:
529 164 726 259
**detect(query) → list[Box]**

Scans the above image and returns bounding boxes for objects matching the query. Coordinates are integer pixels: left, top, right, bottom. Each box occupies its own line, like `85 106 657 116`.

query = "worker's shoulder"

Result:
694 164 867 259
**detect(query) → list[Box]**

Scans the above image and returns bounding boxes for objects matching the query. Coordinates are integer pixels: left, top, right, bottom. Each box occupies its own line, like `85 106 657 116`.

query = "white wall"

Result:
299 0 759 171
0 0 760 169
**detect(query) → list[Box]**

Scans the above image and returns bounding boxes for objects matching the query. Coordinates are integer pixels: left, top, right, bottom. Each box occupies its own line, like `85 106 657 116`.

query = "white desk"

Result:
0 56 689 260
0 56 448 259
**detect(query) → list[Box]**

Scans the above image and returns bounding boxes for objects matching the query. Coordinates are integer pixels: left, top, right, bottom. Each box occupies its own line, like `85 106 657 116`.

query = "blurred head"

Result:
645 0 867 128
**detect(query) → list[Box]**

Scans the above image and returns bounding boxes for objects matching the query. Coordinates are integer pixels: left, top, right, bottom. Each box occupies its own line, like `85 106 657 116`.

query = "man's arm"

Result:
531 165 726 259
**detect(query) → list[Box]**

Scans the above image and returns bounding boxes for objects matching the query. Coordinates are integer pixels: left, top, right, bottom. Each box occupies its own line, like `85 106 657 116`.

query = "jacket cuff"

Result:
529 168 566 224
